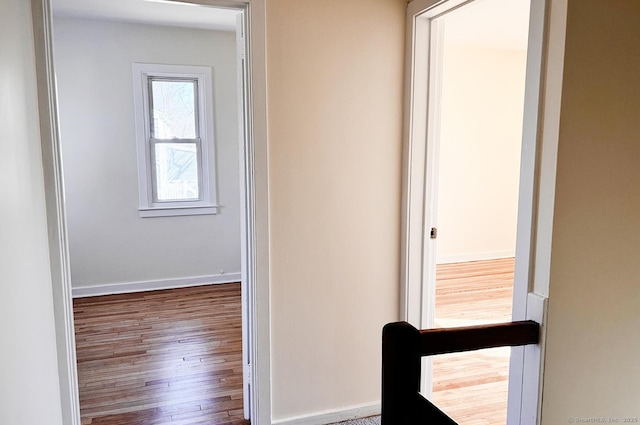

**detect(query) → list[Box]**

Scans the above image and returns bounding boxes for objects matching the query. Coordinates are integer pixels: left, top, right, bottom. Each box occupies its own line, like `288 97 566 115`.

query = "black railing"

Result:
381 320 540 424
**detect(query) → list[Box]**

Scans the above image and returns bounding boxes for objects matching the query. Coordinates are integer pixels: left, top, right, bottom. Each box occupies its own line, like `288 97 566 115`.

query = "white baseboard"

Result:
272 402 380 425
71 272 241 298
437 250 515 265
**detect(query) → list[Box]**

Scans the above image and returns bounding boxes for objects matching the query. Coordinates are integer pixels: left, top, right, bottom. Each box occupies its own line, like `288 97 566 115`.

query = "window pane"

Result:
154 143 199 201
150 79 197 139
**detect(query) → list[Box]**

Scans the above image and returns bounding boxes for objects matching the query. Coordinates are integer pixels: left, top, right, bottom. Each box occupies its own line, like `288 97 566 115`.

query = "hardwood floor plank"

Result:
73 283 249 425
432 258 514 425
76 262 511 424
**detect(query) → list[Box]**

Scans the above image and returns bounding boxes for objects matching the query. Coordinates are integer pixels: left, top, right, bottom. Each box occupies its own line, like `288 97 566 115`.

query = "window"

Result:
132 63 217 217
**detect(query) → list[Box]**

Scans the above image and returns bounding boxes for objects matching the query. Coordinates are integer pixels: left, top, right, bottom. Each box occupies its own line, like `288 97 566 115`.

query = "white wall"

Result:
436 44 527 263
0 0 63 424
266 0 406 422
541 0 640 421
52 18 241 291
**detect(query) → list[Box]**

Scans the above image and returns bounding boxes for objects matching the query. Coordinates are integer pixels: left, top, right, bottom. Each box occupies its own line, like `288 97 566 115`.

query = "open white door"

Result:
236 11 252 420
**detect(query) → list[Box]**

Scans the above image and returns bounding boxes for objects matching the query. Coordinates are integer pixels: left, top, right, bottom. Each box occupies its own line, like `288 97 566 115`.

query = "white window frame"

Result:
132 63 218 217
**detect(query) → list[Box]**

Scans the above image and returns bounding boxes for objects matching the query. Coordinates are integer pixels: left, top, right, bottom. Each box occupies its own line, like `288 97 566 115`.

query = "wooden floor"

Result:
432 258 515 425
73 283 249 425
73 261 513 425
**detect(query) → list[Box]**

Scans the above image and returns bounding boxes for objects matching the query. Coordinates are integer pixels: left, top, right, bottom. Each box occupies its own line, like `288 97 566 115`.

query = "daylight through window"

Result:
132 64 217 217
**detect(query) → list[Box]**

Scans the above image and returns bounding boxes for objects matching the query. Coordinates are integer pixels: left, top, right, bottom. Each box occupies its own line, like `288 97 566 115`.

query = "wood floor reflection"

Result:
432 258 515 425
73 283 249 425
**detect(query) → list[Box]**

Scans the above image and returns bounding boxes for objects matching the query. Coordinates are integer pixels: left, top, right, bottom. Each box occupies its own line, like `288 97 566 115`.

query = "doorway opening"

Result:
427 0 530 423
401 0 540 423
43 0 259 423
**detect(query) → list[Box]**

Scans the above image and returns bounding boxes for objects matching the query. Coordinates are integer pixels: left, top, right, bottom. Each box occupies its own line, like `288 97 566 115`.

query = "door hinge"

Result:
430 227 438 239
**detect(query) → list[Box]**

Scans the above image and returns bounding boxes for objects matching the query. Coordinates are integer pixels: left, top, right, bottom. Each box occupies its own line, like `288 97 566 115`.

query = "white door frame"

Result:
400 0 568 424
30 1 271 424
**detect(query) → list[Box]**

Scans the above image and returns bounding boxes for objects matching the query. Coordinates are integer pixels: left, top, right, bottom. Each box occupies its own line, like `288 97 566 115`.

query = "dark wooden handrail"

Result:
420 320 540 356
381 320 540 425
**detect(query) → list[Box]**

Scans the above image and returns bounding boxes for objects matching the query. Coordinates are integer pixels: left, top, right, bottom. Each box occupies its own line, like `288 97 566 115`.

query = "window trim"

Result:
132 63 218 217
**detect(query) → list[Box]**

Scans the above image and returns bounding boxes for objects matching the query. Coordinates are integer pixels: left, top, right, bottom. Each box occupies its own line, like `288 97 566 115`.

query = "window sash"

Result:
146 76 203 205
149 137 204 204
147 76 200 140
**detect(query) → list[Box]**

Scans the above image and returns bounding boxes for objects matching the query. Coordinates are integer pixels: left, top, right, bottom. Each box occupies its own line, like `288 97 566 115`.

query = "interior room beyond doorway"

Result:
50 0 251 423
426 0 531 423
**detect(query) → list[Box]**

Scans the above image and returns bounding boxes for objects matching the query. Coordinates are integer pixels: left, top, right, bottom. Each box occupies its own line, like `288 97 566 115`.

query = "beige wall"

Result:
13 0 640 423
0 0 64 424
541 0 640 422
437 45 526 263
266 0 406 420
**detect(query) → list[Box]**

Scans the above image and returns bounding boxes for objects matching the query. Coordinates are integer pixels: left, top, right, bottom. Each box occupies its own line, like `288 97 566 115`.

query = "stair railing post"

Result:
381 321 422 425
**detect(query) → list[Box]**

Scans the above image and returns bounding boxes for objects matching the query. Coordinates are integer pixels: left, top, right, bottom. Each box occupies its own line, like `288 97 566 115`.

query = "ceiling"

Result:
52 0 239 31
52 0 530 49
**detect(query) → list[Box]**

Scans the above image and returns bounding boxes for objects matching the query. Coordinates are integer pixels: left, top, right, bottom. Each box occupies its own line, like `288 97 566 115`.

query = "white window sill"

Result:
139 205 218 218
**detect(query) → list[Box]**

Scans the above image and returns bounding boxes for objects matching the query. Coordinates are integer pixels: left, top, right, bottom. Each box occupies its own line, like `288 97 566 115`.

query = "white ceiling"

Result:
52 0 530 49
52 0 239 31
443 0 531 51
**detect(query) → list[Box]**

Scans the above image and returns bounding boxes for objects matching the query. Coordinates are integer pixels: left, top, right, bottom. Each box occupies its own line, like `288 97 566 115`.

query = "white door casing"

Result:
236 10 252 419
401 0 567 424
30 0 272 424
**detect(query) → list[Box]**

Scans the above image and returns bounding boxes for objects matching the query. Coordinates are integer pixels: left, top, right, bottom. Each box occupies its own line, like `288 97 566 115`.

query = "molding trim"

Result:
272 402 380 425
437 250 515 265
71 273 241 298
31 0 81 424
521 292 548 425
